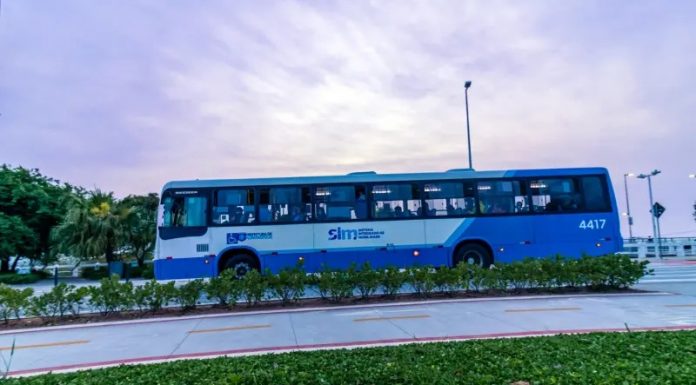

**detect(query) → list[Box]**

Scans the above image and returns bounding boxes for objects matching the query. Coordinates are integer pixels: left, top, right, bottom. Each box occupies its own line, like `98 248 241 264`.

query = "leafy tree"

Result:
52 190 131 263
120 193 158 267
0 213 37 272
0 165 75 271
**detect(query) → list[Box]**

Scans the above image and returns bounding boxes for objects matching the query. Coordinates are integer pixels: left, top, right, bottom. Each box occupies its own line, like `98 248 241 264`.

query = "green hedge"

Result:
0 255 650 325
0 272 43 285
80 266 110 280
7 331 695 384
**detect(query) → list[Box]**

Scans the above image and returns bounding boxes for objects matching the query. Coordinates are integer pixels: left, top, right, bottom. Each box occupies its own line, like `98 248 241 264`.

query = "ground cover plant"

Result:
0 255 650 328
6 330 695 384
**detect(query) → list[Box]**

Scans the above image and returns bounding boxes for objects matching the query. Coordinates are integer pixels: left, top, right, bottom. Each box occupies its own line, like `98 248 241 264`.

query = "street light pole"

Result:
623 173 634 239
464 80 473 170
637 170 662 258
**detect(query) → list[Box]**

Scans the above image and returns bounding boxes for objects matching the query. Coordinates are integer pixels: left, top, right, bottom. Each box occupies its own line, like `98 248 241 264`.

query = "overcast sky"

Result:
1 0 694 237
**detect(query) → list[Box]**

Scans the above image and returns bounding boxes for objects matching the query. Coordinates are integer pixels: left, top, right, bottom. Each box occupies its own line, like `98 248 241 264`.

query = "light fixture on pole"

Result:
623 173 635 239
464 80 473 170
690 174 696 179
636 169 662 258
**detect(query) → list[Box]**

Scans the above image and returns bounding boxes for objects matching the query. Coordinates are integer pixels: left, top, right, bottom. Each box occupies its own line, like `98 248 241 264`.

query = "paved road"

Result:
635 259 696 296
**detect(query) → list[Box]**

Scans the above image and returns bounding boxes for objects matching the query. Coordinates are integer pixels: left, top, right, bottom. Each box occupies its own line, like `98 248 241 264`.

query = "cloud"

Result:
0 0 694 236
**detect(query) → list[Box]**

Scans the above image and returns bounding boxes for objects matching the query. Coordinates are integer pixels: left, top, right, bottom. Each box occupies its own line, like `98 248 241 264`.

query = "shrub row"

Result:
80 264 154 280
7 330 696 384
0 272 44 285
0 255 649 325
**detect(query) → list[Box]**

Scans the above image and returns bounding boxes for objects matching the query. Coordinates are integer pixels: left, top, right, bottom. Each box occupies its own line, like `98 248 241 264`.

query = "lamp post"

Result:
690 174 695 179
623 173 635 239
464 80 473 170
636 170 662 258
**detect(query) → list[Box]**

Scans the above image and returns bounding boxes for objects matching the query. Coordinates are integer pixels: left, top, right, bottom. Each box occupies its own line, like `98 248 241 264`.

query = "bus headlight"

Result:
596 243 602 247
413 250 420 257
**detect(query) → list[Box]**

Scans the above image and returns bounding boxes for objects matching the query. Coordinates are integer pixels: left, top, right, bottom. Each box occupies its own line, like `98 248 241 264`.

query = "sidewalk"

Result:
2 291 695 377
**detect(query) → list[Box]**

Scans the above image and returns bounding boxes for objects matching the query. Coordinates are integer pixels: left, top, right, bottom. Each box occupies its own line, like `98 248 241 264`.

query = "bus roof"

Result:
162 167 609 191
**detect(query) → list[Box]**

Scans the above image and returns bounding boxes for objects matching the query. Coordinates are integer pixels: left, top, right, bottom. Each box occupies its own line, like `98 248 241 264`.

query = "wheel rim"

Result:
233 262 251 278
464 251 483 266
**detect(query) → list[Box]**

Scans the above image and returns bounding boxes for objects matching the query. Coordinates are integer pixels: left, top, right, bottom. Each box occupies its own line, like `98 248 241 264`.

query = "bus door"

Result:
530 176 618 257
529 177 604 257
474 180 535 263
158 189 214 278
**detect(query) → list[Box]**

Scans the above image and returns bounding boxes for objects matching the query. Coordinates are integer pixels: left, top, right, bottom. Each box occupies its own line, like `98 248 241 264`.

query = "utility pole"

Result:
464 80 473 170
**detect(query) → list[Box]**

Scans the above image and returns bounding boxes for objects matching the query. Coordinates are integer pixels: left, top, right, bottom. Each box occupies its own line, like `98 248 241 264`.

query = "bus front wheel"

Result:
223 255 258 279
454 243 492 268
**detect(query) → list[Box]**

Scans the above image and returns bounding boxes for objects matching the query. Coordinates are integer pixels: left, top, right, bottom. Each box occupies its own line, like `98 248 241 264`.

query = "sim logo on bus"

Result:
328 227 358 240
328 227 384 241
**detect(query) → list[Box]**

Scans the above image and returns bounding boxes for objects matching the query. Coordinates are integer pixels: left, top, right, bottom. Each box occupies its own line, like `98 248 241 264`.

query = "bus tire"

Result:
223 254 258 279
453 243 492 268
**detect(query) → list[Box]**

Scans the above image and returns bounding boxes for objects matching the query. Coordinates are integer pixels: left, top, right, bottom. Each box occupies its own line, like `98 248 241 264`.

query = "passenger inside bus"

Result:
394 206 404 217
292 206 305 222
316 207 327 220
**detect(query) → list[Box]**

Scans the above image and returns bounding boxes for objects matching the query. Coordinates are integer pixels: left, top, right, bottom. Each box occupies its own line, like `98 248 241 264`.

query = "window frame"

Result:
210 186 257 227
158 188 210 240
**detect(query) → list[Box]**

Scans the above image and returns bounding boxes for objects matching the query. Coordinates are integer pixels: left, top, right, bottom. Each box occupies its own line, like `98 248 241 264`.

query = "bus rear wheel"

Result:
454 243 492 268
223 255 258 279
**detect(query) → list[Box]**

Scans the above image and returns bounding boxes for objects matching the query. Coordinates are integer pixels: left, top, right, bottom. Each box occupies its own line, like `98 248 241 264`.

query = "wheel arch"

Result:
451 239 494 267
216 246 260 275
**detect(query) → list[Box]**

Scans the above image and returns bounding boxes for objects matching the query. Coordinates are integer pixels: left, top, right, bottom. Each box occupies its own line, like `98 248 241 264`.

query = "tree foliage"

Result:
0 165 74 271
52 190 131 263
120 193 158 266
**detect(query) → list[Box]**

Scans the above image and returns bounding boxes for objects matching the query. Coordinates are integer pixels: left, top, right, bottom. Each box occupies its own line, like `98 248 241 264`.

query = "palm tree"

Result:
52 190 131 264
120 193 158 267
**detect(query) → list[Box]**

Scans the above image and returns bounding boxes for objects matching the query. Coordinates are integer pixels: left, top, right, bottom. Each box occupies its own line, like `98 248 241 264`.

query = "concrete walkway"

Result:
2 291 695 377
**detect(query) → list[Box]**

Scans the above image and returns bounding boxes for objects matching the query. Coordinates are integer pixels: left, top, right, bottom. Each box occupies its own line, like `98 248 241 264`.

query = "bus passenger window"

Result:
370 184 421 219
530 178 582 213
582 176 610 211
259 187 311 224
477 181 526 215
423 181 476 217
214 188 255 225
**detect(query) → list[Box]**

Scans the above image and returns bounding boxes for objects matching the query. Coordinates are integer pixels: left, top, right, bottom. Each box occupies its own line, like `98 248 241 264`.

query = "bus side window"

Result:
477 180 525 215
582 176 610 211
215 188 255 225
370 183 421 219
530 178 582 213
259 187 310 223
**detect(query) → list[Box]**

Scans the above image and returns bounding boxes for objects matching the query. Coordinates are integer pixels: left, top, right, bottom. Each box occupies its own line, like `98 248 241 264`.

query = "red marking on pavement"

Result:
8 324 696 377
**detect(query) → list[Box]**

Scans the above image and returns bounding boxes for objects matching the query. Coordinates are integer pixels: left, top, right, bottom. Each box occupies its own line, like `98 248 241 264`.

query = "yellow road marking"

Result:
0 339 89 351
354 314 430 322
664 304 696 308
505 307 581 313
188 324 272 334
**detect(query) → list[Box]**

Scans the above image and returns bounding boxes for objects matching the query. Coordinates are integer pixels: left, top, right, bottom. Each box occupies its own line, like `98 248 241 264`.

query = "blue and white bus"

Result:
154 167 622 280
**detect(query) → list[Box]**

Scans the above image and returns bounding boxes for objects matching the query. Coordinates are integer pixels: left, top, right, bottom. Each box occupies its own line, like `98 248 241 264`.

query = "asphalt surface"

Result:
2 259 695 377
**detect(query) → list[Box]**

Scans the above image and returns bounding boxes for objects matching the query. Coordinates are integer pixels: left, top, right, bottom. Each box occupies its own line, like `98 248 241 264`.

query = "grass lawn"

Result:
7 330 696 384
